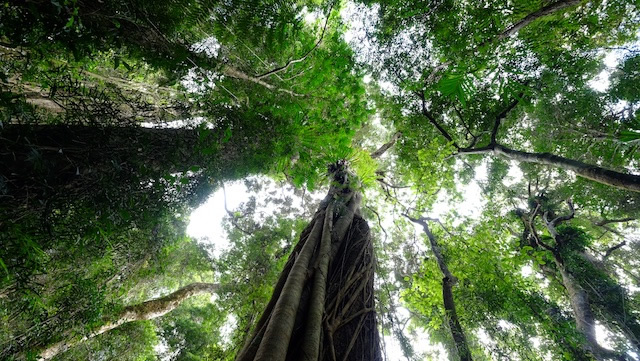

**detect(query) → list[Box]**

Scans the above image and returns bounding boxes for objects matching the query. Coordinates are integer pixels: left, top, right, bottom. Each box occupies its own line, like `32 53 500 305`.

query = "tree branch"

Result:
38 283 220 360
255 1 336 80
419 92 459 148
594 217 636 227
496 0 582 41
490 95 521 145
603 241 627 259
370 131 402 159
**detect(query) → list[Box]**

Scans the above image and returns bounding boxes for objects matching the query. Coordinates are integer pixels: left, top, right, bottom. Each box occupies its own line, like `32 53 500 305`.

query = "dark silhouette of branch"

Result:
604 241 627 259
222 183 254 235
594 217 636 227
490 95 522 145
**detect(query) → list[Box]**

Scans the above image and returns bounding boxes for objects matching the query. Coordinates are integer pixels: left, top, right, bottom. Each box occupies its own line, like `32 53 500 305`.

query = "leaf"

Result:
223 127 232 143
64 16 74 29
0 257 8 276
619 130 640 142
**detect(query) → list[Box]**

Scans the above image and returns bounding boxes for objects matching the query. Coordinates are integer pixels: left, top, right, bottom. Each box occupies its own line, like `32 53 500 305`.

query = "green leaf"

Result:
0 257 8 276
619 130 640 142
64 16 74 29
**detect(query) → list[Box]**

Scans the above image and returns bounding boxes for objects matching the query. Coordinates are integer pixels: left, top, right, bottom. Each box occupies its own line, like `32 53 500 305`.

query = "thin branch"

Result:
370 131 402 159
222 183 253 236
419 91 459 148
594 217 636 227
490 95 521 145
528 204 556 252
223 66 304 97
255 1 336 80
604 241 627 259
364 205 389 243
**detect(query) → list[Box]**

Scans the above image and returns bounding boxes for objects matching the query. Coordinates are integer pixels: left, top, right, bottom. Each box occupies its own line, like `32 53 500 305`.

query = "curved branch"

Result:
457 144 640 193
256 1 336 80
496 0 582 41
38 283 220 360
490 95 522 145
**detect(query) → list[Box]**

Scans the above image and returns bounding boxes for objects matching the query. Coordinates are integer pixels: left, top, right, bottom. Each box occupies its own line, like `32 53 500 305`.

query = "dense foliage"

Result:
1 0 639 360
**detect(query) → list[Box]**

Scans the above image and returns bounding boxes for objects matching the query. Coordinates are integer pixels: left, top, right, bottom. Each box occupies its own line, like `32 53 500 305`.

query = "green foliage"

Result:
1 0 639 360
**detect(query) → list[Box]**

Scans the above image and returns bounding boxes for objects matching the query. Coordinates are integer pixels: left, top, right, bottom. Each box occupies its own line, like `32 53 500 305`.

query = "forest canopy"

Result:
1 0 639 360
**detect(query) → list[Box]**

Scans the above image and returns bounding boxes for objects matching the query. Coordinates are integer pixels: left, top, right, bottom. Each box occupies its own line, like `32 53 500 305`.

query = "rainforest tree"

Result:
1 0 639 360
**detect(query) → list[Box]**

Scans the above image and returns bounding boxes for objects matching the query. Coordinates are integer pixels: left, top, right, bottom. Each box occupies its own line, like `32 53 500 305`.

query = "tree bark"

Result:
459 144 640 192
539 209 627 360
236 161 382 361
37 283 220 360
554 260 604 359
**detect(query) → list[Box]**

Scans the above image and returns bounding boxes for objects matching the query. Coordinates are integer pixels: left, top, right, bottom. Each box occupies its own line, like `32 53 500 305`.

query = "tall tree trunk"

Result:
459 144 640 192
577 253 640 353
554 260 607 360
405 216 472 361
37 283 220 360
236 161 382 361
538 209 626 360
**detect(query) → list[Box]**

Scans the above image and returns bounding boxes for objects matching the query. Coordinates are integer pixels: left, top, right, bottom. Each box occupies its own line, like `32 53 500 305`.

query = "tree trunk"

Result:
406 216 472 361
236 161 382 361
459 144 640 192
37 282 220 360
554 260 605 360
370 132 402 159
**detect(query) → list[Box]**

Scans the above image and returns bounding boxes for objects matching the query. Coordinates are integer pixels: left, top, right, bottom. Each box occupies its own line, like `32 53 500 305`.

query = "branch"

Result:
376 178 410 189
422 0 582 85
490 95 522 145
550 200 575 226
222 183 254 236
496 0 582 41
255 1 336 80
594 217 636 227
528 204 556 252
38 283 220 360
223 66 304 97
403 214 458 284
419 92 459 148
604 241 627 259
370 131 402 159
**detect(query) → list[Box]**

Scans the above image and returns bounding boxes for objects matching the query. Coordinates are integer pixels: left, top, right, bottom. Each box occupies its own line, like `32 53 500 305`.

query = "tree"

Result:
404 215 472 361
2 1 640 360
236 161 381 361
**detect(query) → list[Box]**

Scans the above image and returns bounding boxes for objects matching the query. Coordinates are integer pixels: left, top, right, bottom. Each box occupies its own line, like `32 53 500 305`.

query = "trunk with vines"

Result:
236 161 382 361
